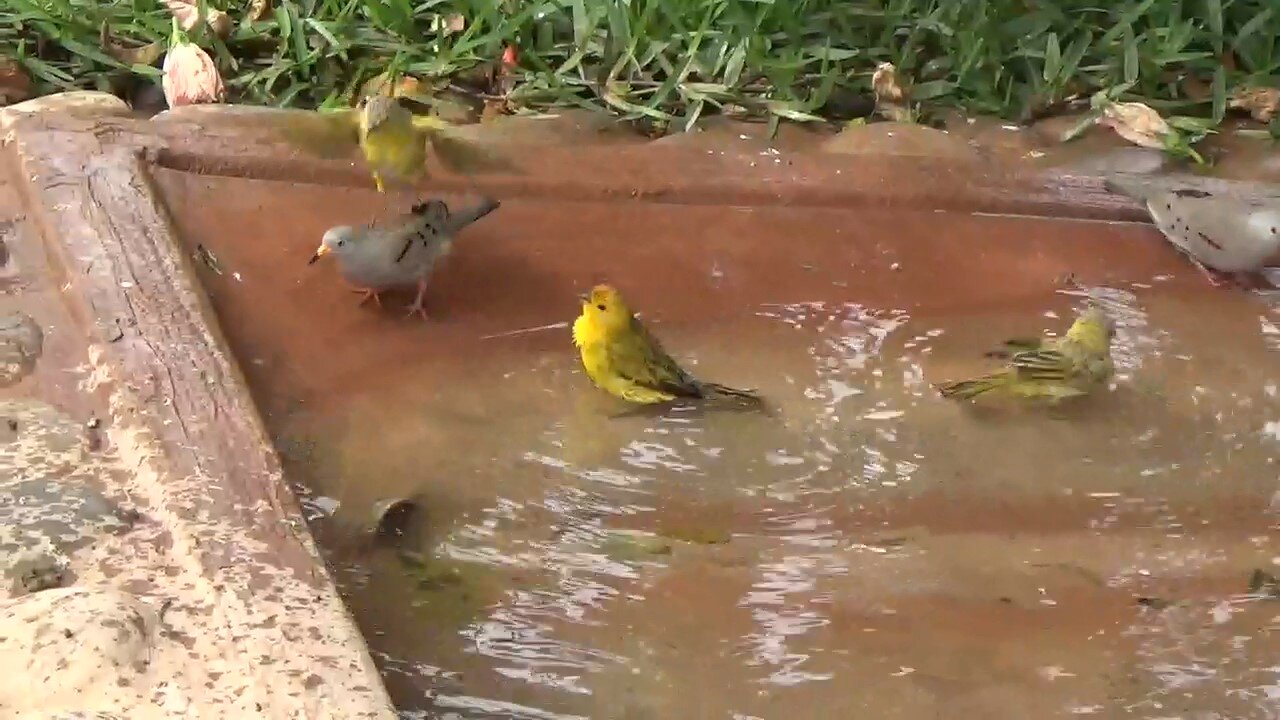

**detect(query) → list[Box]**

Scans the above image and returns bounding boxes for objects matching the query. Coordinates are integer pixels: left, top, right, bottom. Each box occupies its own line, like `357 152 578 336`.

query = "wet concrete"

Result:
4 91 1280 718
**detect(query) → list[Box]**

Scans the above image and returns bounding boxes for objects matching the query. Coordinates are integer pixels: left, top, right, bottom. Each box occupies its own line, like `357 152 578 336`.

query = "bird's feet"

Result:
349 286 383 308
405 279 431 321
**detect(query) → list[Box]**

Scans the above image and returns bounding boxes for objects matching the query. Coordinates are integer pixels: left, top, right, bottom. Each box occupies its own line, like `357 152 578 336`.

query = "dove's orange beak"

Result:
308 244 330 265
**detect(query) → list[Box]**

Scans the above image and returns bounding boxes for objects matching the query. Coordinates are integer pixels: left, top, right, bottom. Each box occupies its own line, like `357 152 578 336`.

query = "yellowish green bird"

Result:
936 306 1116 402
572 284 764 407
278 93 518 193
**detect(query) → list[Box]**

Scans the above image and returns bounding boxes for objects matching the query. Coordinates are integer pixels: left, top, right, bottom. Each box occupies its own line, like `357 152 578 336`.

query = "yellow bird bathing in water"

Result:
278 93 517 192
572 284 764 407
937 306 1116 402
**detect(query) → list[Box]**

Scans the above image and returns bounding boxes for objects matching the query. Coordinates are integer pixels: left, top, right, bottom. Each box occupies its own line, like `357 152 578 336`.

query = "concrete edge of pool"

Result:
1 92 396 718
0 90 1176 717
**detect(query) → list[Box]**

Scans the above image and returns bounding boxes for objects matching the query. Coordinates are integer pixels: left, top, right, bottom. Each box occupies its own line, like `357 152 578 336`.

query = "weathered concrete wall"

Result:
0 92 396 719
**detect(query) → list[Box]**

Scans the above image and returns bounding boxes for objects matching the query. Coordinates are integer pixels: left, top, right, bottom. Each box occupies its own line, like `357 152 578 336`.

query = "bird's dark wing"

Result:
984 336 1045 359
605 315 704 398
1009 348 1072 382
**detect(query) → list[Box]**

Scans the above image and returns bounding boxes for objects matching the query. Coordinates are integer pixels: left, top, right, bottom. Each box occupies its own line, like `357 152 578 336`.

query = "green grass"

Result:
3 0 1279 130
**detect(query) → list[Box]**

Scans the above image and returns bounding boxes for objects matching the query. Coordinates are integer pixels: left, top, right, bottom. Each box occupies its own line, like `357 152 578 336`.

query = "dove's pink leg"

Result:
405 279 430 321
334 276 384 307
349 287 383 308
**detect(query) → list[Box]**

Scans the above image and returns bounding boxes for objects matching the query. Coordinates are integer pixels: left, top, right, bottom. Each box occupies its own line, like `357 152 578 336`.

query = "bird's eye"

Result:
596 304 607 311
337 239 345 246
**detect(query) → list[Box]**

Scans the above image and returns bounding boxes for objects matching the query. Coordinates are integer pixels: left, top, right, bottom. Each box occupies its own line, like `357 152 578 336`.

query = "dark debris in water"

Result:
1246 569 1280 599
1134 596 1173 611
602 532 674 562
655 522 732 546
398 554 503 629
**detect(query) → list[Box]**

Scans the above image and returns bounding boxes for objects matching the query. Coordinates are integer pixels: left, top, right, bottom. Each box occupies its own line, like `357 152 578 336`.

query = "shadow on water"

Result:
154 170 1280 719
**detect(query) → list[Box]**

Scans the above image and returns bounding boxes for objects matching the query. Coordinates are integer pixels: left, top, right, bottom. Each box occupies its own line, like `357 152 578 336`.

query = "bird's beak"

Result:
577 292 589 303
308 245 329 265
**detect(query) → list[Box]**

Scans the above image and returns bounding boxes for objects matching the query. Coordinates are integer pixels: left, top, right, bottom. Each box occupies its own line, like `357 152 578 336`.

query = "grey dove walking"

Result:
1104 173 1280 287
309 196 501 319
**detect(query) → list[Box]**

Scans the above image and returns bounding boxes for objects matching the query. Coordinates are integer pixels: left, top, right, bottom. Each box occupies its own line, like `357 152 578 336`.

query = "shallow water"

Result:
154 171 1280 719
281 285 1279 720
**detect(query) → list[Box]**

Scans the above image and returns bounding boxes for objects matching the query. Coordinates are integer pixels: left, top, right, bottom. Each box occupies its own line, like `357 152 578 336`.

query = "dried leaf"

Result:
480 97 507 122
1095 101 1171 149
245 0 272 23
872 62 913 122
872 62 907 104
100 23 164 66
1229 86 1280 123
163 0 201 31
0 54 34 107
193 244 223 275
162 0 232 38
206 10 232 38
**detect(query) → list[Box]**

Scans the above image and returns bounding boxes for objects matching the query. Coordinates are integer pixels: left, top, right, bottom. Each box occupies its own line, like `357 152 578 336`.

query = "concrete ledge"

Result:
1 91 395 718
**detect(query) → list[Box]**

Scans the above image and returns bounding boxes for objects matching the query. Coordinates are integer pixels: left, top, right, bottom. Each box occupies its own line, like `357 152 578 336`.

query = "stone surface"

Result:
0 92 397 719
0 311 43 386
822 121 981 161
0 217 18 289
0 399 130 590
0 90 131 131
0 587 158 713
6 550 71 595
1045 146 1169 176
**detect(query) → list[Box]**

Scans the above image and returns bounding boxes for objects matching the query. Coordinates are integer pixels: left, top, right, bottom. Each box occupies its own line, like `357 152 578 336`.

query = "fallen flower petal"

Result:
162 40 226 108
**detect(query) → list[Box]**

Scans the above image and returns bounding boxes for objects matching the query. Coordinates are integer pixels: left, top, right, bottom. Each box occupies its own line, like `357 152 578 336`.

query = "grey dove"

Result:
309 196 501 318
1104 173 1280 287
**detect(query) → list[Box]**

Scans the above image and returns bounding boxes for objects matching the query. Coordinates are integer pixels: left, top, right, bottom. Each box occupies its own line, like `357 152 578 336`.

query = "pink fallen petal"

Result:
162 42 226 108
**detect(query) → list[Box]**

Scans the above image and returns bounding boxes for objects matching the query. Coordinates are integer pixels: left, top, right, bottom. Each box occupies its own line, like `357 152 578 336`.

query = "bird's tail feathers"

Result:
936 372 1012 400
407 197 501 234
446 197 502 232
702 383 772 413
703 382 759 399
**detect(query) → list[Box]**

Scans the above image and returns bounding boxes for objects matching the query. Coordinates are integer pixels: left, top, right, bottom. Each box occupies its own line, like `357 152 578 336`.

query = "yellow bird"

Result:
277 93 517 192
937 306 1116 402
572 284 764 407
